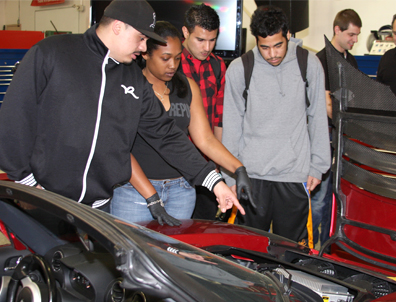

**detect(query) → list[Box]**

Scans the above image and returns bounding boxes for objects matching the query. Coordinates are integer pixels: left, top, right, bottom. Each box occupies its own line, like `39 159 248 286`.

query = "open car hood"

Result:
3 183 396 301
323 36 396 271
0 181 309 302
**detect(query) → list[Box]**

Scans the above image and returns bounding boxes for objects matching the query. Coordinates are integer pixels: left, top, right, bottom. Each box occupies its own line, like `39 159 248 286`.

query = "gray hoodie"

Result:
222 38 330 186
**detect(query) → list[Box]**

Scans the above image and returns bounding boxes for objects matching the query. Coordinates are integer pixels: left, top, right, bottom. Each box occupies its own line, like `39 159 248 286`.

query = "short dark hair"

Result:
99 15 115 27
392 14 396 27
333 9 362 35
184 4 220 33
250 6 289 40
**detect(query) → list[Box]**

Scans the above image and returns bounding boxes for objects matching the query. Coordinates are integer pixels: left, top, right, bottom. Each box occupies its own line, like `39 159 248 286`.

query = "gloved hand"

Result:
146 193 181 226
235 166 257 209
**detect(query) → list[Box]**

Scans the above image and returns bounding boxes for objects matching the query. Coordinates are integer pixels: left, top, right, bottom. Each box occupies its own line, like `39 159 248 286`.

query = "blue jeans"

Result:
320 171 333 245
312 130 333 246
311 169 332 244
110 177 196 223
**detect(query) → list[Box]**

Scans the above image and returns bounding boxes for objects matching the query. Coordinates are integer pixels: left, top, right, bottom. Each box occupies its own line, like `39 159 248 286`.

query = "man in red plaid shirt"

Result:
181 4 227 220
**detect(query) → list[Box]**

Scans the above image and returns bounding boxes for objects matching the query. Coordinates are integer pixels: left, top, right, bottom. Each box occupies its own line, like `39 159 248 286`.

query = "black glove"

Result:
235 166 257 209
146 193 181 226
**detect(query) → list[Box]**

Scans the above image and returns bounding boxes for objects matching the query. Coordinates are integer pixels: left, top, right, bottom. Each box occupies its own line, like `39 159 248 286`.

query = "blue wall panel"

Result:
0 49 28 107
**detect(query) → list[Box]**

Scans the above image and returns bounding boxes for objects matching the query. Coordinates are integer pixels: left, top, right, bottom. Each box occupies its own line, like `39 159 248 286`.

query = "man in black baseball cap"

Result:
97 0 165 64
0 0 246 226
103 0 166 44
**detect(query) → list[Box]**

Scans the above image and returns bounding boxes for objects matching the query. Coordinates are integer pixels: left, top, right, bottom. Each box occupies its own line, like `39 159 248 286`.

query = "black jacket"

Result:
0 25 215 206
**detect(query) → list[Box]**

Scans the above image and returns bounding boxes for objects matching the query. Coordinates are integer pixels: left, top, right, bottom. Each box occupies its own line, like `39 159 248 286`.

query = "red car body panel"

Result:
141 220 269 253
0 173 10 181
328 177 396 272
342 179 396 237
140 219 396 279
0 220 9 243
373 292 396 301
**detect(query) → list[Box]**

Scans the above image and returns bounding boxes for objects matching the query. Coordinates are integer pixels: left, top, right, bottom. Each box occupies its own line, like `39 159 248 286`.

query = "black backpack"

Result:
209 55 223 92
241 46 310 111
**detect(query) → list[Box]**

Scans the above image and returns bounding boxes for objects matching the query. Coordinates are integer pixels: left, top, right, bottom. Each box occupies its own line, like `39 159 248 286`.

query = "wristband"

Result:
212 178 225 191
147 199 164 208
15 173 37 187
202 170 223 192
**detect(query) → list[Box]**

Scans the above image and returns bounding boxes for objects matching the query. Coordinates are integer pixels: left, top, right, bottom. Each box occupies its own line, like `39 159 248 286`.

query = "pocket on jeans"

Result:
181 178 194 189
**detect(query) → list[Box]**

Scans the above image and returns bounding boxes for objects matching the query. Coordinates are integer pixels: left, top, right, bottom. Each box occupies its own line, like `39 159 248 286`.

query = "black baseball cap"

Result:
104 0 166 44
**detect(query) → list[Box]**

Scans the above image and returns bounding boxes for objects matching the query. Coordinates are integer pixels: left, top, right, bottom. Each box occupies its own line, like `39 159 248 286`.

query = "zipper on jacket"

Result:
78 50 110 203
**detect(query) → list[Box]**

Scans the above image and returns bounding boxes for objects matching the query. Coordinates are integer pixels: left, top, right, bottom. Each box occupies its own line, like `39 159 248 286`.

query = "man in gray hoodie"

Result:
222 6 330 247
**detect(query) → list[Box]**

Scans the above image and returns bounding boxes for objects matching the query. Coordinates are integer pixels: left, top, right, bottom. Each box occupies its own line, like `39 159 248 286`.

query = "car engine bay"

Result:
211 246 396 302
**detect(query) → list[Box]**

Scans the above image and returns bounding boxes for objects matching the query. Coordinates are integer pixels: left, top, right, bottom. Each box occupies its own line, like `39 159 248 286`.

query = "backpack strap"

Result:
296 45 310 108
241 49 254 111
209 55 222 92
241 47 309 111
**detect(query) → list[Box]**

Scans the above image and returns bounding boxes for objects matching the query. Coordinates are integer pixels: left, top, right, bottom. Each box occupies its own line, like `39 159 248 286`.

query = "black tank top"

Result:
132 73 192 179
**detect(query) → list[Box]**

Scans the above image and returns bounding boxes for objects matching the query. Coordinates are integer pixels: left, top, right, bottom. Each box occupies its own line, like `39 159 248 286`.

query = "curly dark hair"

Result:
138 21 187 98
184 4 220 33
250 5 289 40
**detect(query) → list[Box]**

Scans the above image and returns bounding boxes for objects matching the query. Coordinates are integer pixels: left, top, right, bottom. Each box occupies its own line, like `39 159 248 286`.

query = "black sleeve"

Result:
376 54 387 84
375 50 396 96
0 45 47 181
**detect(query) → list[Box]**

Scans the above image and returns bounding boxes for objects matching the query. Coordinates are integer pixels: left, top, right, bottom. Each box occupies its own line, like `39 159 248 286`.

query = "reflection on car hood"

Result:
0 181 294 301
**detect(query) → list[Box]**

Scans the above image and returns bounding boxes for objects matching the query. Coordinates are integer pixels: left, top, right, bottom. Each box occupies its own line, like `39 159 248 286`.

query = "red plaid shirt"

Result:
181 47 226 131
